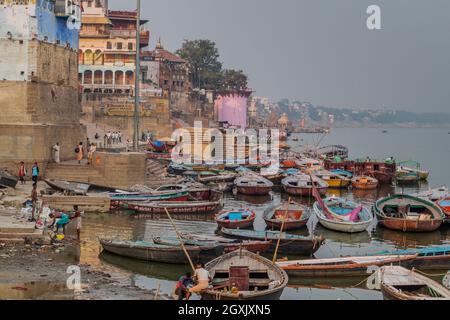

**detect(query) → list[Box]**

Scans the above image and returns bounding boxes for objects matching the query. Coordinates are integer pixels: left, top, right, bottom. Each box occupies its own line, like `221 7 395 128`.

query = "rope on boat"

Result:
414 269 449 277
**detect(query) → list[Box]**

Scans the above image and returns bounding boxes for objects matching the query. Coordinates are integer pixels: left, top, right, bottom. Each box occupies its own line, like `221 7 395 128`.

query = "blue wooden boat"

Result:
331 169 353 179
375 246 450 270
109 190 189 208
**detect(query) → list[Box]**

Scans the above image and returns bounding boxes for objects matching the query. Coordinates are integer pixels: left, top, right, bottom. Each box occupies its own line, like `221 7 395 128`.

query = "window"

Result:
116 42 123 50
128 43 133 50
106 42 112 49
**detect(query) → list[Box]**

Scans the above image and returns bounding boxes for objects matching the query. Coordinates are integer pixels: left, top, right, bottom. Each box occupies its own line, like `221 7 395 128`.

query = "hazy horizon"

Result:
109 0 450 113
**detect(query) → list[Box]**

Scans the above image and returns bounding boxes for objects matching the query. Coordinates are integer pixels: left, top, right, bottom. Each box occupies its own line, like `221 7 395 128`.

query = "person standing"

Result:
52 142 60 164
31 162 39 184
118 131 122 143
71 205 82 242
30 183 38 222
103 133 107 148
18 161 27 185
106 131 112 148
87 143 97 165
76 142 84 164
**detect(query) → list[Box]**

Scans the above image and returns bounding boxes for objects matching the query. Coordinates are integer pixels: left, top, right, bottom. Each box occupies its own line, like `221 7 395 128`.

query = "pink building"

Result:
214 90 252 130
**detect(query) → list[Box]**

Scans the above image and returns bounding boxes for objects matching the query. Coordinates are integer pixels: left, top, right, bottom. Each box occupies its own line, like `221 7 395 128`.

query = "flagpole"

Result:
133 0 141 151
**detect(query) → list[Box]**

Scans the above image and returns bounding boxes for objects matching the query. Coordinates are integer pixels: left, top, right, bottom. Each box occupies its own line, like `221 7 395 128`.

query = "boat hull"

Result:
99 240 200 264
283 185 327 197
236 186 272 196
124 201 222 215
317 217 372 233
377 218 442 232
264 219 308 231
220 230 323 255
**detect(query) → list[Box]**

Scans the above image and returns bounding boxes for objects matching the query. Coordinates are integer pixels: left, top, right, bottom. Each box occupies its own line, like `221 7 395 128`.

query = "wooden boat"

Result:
396 171 420 185
153 184 222 202
123 200 222 215
145 151 172 160
398 164 429 180
264 202 311 231
376 246 450 270
379 266 450 300
436 198 450 218
99 238 201 264
234 175 273 196
373 194 445 232
168 163 189 175
330 169 353 179
201 250 288 300
109 190 189 208
276 254 417 278
351 176 378 190
282 174 328 197
416 186 449 202
198 173 236 184
260 170 284 185
313 170 351 188
44 179 90 195
0 169 18 189
314 197 373 233
153 236 271 257
220 228 324 255
215 209 256 229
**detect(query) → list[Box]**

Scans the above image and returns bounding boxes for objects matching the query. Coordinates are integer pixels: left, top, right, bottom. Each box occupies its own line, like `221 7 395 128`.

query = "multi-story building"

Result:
141 39 191 94
0 0 85 173
78 0 150 94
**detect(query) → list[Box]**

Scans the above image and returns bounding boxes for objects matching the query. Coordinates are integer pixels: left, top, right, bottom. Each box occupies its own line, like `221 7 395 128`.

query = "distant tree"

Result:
176 39 222 89
221 69 248 90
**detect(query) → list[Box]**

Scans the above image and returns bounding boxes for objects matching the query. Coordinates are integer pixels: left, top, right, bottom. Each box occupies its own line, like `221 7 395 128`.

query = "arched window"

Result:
94 70 103 84
84 50 93 65
125 71 134 85
93 50 103 65
84 70 93 84
104 71 113 85
115 71 124 86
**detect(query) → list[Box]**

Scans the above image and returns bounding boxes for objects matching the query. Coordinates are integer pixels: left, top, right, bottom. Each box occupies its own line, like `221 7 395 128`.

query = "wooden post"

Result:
272 197 291 264
164 207 196 272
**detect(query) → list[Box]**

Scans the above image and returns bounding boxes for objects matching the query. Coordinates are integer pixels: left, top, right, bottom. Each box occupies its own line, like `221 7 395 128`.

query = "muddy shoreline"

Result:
0 242 171 300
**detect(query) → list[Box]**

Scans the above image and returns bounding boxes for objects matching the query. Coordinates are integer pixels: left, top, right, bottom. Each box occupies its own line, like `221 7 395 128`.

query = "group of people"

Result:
18 162 39 185
103 131 122 148
175 263 211 300
75 141 97 165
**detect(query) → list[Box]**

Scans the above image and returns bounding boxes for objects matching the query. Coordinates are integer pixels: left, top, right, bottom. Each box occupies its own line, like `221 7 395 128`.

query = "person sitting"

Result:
189 263 211 295
175 272 194 300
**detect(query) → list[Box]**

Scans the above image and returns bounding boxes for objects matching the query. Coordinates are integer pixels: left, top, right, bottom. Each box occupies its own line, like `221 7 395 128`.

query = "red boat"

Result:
264 202 311 230
324 159 396 184
281 174 328 197
215 209 256 229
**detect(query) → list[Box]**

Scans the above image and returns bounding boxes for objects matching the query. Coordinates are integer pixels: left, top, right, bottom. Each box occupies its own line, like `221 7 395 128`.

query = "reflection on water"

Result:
0 282 74 300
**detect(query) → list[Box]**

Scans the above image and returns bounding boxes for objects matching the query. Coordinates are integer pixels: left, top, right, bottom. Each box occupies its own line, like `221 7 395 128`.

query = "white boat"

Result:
313 197 373 233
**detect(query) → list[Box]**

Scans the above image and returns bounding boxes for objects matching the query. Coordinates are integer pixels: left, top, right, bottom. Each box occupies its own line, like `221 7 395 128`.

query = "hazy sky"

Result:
110 0 450 112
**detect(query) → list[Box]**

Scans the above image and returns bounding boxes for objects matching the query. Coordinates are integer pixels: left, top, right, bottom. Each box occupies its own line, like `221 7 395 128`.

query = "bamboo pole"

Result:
272 197 291 264
164 207 196 272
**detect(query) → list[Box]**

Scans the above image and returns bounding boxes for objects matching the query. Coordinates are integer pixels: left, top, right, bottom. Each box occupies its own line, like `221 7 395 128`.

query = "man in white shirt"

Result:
189 263 211 294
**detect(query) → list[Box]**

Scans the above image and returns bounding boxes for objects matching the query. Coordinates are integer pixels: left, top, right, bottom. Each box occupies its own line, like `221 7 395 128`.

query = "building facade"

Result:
0 0 85 172
78 0 150 94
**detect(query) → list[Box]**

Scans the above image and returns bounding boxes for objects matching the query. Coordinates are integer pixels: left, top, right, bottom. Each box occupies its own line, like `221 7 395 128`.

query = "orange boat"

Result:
351 176 378 190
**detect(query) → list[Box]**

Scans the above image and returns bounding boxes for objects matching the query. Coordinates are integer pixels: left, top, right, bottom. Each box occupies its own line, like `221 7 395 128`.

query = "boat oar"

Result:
272 197 291 264
164 207 196 273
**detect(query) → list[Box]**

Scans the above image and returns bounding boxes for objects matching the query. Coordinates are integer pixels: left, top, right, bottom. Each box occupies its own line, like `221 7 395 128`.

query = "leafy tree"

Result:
176 40 222 89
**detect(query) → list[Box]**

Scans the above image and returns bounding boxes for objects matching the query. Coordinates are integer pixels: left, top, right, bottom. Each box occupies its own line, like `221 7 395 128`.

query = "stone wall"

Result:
0 40 85 175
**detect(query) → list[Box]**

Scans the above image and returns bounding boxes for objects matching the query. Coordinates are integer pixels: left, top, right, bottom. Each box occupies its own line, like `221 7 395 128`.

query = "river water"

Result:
68 128 450 300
